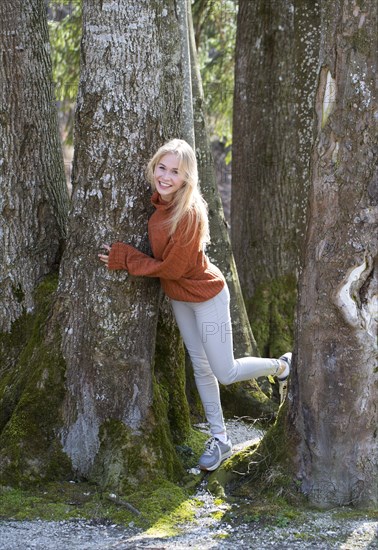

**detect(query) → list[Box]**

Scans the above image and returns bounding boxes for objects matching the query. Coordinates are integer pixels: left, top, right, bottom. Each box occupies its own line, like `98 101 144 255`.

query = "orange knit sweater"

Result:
108 192 225 302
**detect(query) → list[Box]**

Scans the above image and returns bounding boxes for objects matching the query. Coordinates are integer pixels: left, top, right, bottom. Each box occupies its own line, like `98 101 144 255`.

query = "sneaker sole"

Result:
199 449 233 472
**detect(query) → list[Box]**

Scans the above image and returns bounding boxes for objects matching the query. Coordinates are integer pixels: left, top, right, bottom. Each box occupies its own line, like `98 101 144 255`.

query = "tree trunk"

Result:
210 0 376 511
289 0 377 508
187 2 275 415
231 0 320 358
57 0 189 488
0 0 69 333
177 0 195 148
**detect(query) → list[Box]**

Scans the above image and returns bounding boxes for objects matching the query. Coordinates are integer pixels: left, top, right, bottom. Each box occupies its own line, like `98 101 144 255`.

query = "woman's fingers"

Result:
98 254 109 264
98 244 111 266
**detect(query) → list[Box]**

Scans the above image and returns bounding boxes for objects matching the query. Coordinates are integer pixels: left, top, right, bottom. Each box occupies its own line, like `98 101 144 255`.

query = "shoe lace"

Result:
203 437 218 456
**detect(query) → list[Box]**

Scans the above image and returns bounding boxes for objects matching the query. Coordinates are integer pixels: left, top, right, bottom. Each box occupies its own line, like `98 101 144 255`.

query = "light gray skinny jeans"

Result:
170 284 280 436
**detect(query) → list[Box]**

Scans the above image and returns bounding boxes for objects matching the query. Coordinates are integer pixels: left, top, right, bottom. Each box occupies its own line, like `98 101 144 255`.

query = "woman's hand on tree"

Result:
98 244 111 267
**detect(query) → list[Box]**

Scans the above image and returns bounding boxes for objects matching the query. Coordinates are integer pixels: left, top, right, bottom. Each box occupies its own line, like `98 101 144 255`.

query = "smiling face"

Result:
154 153 186 202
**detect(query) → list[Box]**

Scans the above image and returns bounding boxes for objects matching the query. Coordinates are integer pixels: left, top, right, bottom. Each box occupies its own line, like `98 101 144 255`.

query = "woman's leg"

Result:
170 298 226 437
192 285 281 385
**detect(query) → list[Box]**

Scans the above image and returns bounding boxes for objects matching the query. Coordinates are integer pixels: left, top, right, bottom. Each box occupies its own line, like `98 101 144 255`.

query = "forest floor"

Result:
0 419 377 550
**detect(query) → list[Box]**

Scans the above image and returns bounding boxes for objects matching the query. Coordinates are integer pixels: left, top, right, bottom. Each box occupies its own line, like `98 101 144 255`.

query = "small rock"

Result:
187 467 201 475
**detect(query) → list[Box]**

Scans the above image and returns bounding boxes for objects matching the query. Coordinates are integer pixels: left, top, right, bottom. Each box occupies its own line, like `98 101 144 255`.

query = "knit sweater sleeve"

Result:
108 218 200 280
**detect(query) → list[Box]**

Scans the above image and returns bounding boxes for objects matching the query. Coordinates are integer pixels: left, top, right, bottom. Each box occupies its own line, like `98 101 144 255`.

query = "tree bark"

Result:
0 0 69 333
289 0 378 508
210 0 376 511
231 0 320 357
232 0 297 288
56 0 188 486
177 0 195 148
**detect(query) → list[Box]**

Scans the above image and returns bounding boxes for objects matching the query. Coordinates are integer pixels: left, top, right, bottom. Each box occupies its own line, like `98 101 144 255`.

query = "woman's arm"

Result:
103 219 200 280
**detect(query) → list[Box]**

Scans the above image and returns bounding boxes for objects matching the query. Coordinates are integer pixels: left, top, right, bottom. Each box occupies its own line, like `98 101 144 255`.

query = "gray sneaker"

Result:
198 437 232 471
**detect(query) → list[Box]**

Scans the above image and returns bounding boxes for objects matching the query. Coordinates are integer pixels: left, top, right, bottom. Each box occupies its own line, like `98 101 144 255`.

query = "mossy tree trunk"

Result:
187 2 275 417
0 0 69 333
289 0 377 508
56 0 190 489
211 0 376 511
0 0 69 484
231 0 320 358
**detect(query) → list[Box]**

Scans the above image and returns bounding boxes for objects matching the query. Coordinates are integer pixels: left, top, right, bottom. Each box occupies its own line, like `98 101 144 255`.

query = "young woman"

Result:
98 139 291 471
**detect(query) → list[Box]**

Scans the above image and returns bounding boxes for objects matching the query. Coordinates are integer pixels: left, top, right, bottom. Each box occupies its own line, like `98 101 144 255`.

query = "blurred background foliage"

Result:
192 0 237 149
48 1 81 144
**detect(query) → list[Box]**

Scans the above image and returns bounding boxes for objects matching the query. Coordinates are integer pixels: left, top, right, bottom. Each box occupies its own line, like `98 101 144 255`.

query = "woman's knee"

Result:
205 359 236 385
216 372 235 386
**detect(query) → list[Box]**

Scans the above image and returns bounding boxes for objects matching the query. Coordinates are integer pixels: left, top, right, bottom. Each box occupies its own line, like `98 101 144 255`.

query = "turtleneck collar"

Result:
151 191 174 210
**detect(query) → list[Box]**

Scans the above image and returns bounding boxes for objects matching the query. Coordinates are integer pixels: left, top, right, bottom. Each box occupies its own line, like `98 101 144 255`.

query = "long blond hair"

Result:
146 139 210 248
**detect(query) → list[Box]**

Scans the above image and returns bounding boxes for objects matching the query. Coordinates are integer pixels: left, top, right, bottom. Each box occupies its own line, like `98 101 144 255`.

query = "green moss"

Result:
3 481 372 536
0 281 205 492
0 479 204 535
11 283 25 304
0 484 93 521
175 427 209 471
90 357 200 494
142 479 201 536
0 274 73 485
91 402 184 495
246 274 297 359
154 300 192 442
0 312 36 433
333 507 378 521
149 376 186 480
183 426 209 455
211 509 225 520
91 419 138 492
220 382 277 425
